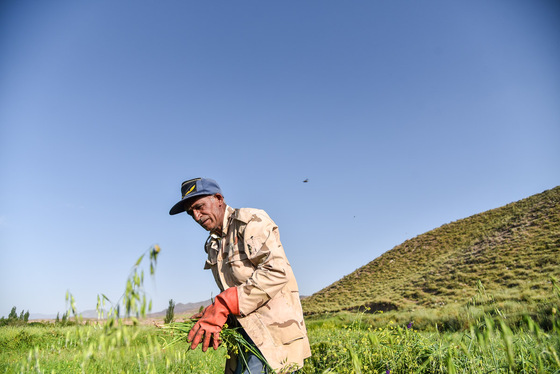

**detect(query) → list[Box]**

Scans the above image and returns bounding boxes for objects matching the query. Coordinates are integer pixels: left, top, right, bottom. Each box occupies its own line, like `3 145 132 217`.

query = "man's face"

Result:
184 194 225 233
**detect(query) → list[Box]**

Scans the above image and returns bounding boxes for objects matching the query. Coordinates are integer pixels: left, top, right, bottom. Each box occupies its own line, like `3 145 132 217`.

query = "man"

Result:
169 177 311 373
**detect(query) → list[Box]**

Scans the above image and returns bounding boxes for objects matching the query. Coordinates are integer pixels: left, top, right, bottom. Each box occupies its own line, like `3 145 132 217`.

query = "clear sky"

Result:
1 0 559 318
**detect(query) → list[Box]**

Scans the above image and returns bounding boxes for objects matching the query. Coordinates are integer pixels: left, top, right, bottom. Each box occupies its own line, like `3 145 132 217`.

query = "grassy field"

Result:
0 323 225 373
304 308 560 373
2 302 559 374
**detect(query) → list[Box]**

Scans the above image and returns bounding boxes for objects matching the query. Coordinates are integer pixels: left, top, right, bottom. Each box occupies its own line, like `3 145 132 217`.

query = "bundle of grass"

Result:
160 320 273 372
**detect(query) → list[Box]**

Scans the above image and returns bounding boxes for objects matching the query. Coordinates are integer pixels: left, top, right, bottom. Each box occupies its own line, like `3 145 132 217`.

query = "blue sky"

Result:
1 0 559 317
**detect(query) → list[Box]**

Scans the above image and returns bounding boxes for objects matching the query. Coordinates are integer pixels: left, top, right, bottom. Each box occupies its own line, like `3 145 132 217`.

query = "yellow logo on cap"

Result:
183 185 196 198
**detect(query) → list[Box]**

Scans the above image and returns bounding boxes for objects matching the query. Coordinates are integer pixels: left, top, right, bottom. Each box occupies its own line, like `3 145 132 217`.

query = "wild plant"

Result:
164 299 175 324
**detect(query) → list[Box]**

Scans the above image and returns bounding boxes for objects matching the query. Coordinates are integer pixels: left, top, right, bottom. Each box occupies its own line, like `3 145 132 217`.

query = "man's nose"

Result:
192 210 201 221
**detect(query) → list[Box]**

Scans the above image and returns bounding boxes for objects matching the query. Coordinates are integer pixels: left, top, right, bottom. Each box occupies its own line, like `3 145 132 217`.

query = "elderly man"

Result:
169 177 311 373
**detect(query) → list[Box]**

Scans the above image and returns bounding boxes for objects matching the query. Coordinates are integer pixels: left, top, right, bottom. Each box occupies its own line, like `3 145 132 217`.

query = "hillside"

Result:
302 186 560 315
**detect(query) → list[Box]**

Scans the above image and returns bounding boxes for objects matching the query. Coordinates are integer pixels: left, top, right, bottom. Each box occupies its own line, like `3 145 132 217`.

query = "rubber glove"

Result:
187 286 239 351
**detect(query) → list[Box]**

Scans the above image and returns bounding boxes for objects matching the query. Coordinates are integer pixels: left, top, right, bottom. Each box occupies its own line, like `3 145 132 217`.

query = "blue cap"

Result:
169 177 223 215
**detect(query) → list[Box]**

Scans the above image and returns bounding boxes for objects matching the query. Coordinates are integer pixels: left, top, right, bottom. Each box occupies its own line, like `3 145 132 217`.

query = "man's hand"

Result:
187 287 239 352
187 303 222 351
189 306 208 320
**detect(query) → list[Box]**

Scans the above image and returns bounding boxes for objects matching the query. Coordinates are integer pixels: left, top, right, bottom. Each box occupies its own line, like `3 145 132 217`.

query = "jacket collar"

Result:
211 205 235 239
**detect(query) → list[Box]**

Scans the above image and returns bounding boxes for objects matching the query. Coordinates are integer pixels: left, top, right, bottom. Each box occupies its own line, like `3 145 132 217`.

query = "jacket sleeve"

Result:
236 212 290 316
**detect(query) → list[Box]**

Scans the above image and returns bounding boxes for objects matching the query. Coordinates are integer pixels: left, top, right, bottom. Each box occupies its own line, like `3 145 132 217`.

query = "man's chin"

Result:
200 222 213 231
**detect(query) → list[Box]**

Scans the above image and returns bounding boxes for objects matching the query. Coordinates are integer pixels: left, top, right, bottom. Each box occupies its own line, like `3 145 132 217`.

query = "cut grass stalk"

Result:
160 320 273 372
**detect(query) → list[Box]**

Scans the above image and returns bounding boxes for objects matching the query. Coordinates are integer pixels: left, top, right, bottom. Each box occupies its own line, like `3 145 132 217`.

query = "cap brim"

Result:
169 192 211 215
169 199 187 215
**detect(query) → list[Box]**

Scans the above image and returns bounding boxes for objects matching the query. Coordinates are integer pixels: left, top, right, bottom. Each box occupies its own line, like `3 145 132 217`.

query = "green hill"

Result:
302 186 560 315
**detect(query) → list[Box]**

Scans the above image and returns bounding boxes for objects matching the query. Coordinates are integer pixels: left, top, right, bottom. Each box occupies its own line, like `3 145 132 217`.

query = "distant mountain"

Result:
302 186 560 315
29 299 213 321
148 300 212 318
29 313 57 320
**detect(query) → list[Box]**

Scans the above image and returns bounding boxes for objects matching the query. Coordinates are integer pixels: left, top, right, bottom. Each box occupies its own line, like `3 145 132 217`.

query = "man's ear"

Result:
214 193 225 205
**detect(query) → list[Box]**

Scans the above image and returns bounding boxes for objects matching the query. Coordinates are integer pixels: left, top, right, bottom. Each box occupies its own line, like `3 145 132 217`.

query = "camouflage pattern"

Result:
204 206 311 373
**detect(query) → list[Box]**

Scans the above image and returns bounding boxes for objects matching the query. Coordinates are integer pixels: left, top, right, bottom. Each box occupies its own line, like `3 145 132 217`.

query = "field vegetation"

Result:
1 290 559 373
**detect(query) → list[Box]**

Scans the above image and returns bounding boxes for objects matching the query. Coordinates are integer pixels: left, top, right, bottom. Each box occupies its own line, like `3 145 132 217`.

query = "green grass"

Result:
0 324 226 373
302 309 560 373
2 306 559 374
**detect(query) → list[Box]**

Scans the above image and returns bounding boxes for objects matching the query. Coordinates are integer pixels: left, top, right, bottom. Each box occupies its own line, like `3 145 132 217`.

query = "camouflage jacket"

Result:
204 206 311 373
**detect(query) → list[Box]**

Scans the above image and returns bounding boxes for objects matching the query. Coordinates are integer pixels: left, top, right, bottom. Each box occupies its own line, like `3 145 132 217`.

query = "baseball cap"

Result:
169 177 223 215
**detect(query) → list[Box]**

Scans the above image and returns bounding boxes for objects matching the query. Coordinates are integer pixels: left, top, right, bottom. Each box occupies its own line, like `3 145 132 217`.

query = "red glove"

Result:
189 306 209 320
187 287 239 351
